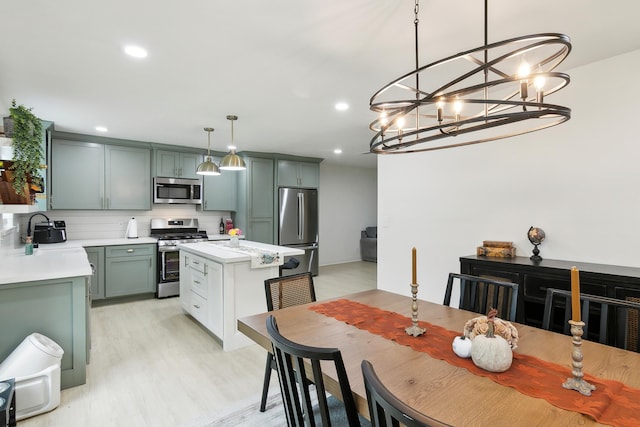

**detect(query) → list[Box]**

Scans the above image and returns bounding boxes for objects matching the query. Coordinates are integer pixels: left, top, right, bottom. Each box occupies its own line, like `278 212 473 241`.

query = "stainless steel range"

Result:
151 218 208 298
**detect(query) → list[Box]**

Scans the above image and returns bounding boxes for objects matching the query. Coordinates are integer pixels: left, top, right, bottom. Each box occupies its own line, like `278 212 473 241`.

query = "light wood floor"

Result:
19 261 376 427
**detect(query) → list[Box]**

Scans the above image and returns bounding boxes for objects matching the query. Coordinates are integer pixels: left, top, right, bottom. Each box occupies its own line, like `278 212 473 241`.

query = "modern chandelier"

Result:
196 127 220 176
369 0 572 154
220 115 246 170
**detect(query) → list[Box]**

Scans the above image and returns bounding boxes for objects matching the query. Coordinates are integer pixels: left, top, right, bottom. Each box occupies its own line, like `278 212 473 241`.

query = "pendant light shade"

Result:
219 115 246 171
196 127 221 176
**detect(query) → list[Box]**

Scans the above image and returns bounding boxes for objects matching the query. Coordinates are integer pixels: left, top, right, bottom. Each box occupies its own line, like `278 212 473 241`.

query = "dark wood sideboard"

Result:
460 255 640 328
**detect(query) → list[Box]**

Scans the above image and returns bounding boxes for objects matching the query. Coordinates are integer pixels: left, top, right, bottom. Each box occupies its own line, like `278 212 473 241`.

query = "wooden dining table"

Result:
237 289 640 426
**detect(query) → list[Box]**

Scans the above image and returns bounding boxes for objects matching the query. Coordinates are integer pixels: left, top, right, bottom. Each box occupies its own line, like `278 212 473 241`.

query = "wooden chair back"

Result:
265 272 316 311
542 288 640 352
266 315 361 427
443 273 519 322
361 360 452 427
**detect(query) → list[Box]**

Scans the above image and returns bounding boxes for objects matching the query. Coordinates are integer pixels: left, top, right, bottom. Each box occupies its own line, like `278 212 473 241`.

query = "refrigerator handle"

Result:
297 192 304 239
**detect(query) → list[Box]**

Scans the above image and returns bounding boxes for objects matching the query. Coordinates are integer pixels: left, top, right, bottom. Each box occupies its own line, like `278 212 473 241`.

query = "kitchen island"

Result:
179 240 304 351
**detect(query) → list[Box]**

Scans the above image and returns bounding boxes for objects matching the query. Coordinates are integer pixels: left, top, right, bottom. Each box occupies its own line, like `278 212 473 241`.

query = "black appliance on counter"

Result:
27 212 67 244
150 218 208 298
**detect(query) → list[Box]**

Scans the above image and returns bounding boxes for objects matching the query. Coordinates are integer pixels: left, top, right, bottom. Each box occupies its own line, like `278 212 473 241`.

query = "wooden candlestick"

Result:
563 320 595 396
405 247 425 337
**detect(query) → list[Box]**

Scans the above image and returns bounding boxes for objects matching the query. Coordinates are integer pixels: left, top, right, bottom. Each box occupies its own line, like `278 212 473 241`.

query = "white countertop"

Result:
1 246 93 285
1 237 157 285
179 240 304 264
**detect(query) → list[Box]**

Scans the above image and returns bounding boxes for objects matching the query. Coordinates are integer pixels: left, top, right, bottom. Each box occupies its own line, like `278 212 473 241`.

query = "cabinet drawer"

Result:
106 244 154 258
188 256 206 274
190 269 207 298
190 291 207 324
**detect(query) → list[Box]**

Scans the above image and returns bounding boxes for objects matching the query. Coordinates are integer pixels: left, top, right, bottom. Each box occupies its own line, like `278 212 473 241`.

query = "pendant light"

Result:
196 127 221 176
369 0 571 154
219 115 246 171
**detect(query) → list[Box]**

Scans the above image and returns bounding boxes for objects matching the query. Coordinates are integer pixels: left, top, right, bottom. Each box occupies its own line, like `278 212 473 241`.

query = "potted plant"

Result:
4 99 44 198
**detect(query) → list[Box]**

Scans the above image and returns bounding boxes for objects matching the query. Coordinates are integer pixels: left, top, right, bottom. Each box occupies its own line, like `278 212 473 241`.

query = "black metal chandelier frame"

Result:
369 0 572 154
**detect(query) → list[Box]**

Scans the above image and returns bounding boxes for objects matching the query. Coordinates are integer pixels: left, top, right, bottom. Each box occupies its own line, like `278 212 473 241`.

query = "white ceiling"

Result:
2 1 640 168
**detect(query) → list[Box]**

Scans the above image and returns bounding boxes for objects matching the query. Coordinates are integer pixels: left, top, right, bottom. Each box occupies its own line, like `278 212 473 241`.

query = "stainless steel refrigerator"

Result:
278 187 319 276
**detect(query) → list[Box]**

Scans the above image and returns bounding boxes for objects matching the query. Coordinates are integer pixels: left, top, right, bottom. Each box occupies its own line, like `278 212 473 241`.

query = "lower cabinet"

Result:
180 251 223 338
86 244 156 302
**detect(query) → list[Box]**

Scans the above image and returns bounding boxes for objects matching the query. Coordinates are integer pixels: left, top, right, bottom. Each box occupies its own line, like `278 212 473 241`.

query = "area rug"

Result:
182 389 370 427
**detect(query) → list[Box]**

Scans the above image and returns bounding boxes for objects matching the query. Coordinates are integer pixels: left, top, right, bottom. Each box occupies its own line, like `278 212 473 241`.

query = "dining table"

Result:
237 289 640 426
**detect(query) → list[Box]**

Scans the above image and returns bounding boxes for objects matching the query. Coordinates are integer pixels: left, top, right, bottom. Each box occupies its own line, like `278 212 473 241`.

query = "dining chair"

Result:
542 288 640 352
260 272 317 412
443 273 519 322
361 360 452 427
266 314 362 427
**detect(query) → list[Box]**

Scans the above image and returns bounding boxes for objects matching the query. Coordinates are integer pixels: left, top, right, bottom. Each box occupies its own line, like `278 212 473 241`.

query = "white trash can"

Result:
0 333 64 420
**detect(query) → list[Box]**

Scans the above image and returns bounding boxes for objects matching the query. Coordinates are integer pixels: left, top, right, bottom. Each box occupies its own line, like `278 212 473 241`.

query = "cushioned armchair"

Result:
360 226 377 262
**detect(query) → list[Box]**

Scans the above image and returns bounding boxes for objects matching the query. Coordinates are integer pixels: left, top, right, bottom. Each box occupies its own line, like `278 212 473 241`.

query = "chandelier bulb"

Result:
396 116 405 130
436 98 445 122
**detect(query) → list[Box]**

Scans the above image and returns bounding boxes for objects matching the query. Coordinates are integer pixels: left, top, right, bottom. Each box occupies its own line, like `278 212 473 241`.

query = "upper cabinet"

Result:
155 149 202 179
235 156 274 244
202 157 238 212
277 160 319 188
50 139 150 210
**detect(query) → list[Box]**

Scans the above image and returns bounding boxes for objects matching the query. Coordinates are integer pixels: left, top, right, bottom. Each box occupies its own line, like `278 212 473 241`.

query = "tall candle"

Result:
412 247 417 284
571 266 581 322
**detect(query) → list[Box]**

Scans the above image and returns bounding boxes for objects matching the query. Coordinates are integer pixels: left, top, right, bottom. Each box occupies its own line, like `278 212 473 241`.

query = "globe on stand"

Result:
528 226 546 262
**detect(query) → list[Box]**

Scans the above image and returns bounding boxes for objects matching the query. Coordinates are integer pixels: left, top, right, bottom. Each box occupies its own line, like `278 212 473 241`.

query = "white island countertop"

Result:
179 240 304 264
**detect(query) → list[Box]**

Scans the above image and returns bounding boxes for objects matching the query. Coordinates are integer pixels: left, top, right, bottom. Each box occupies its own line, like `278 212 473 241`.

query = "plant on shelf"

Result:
6 99 44 197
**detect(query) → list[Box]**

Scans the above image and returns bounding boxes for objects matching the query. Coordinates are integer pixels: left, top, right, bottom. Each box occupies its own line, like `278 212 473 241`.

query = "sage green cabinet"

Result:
277 160 319 188
104 244 156 297
85 247 105 300
202 157 238 211
50 139 150 210
236 157 274 243
0 276 87 389
155 149 202 179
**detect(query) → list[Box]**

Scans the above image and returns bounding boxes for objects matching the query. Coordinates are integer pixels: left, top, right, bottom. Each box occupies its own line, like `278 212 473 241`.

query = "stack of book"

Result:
477 240 516 258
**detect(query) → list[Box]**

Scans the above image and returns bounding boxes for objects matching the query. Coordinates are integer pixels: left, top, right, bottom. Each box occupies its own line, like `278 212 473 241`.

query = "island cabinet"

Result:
460 255 640 328
276 160 319 188
85 247 105 300
104 244 156 298
179 241 304 351
154 149 202 179
202 157 238 211
0 276 87 389
50 139 151 210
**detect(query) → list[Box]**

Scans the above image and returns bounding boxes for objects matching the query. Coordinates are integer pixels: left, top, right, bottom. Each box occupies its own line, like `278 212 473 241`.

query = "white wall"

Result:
319 162 377 265
378 50 640 303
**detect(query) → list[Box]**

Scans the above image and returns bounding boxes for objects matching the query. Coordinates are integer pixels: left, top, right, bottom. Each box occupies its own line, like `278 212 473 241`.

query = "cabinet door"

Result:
85 247 105 300
105 245 155 297
203 158 238 211
277 160 300 187
206 260 223 337
179 252 191 311
105 145 151 210
248 158 274 243
155 149 179 177
299 162 319 188
50 140 104 209
179 153 202 179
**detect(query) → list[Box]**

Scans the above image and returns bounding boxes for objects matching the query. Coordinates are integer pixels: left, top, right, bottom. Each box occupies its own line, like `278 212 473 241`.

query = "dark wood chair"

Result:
443 273 519 322
260 272 316 412
266 315 362 427
542 288 640 352
361 360 452 427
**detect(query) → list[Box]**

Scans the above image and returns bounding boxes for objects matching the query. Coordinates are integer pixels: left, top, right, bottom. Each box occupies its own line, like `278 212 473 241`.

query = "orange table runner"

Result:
309 299 640 427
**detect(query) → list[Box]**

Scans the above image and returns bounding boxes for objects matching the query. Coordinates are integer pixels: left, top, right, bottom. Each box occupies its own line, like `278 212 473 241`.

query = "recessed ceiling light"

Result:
124 45 148 58
95 126 108 132
335 102 349 111
334 148 343 154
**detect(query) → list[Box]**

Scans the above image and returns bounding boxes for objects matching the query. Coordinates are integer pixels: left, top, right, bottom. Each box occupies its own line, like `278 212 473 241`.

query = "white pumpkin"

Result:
452 335 473 358
470 321 513 372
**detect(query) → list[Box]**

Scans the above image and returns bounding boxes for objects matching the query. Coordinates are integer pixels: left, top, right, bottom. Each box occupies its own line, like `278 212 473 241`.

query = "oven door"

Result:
159 246 180 282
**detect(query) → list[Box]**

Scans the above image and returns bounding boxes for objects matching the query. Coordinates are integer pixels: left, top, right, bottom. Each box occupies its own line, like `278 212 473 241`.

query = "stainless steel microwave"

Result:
153 177 202 204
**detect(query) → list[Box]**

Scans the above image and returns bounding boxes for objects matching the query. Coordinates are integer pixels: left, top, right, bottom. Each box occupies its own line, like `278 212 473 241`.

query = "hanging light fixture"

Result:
369 0 571 154
196 127 221 176
219 115 246 170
